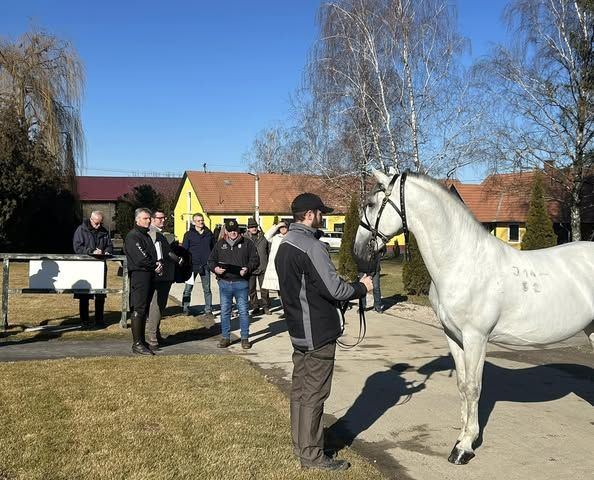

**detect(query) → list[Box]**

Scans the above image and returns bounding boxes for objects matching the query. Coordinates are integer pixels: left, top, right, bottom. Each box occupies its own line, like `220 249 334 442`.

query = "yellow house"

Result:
173 171 404 249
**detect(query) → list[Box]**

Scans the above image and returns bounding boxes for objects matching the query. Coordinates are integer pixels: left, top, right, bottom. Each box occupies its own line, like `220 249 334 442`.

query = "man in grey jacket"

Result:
275 193 372 471
244 217 271 315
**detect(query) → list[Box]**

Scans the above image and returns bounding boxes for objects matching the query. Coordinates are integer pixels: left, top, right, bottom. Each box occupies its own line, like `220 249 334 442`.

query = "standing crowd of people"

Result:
74 193 381 471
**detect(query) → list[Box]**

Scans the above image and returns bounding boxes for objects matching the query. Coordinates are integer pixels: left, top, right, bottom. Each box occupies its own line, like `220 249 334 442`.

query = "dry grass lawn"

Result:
0 355 385 480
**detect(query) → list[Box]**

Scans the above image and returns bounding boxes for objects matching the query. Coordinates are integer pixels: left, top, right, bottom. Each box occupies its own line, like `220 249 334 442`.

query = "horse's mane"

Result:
408 173 497 246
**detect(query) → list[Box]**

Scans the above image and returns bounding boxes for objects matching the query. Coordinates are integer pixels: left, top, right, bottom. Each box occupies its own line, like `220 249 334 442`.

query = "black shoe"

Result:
301 457 350 471
251 307 263 316
132 342 154 355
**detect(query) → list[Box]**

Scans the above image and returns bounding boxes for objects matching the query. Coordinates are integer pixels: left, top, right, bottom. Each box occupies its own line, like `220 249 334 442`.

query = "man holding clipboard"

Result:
207 219 259 349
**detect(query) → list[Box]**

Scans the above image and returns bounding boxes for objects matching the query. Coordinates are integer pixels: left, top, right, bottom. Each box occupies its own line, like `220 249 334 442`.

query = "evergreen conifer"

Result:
521 173 557 250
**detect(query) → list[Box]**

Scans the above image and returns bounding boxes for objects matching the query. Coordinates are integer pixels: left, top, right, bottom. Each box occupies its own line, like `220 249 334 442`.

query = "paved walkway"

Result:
1 278 592 480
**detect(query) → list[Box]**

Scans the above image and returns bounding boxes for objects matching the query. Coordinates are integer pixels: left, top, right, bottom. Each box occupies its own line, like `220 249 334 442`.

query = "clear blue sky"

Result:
1 0 508 180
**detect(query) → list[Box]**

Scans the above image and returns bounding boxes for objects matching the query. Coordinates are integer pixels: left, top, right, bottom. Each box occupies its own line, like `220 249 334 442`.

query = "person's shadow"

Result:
28 260 60 289
327 363 426 452
249 318 288 345
417 355 594 449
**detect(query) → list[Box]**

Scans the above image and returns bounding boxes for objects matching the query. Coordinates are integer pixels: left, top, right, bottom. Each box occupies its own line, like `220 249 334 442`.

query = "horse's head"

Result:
354 168 404 262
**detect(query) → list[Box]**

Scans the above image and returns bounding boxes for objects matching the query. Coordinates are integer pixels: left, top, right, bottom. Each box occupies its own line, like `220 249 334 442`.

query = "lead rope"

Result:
337 297 367 349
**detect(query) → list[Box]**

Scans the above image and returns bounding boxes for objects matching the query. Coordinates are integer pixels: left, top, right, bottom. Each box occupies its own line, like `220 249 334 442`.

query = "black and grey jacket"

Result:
124 225 158 273
275 222 367 351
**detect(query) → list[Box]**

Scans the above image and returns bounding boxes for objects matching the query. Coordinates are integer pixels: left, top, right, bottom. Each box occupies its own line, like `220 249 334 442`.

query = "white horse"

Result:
354 170 594 465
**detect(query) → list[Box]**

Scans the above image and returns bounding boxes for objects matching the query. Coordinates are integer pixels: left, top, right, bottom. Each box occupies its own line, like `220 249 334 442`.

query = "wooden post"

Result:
2 258 9 331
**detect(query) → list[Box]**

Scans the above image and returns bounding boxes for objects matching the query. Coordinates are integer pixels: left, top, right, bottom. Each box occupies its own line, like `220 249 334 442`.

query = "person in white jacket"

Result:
262 221 289 315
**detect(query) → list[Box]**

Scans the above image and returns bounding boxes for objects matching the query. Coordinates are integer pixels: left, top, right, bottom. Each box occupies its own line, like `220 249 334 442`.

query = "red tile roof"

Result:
185 172 354 214
451 171 569 223
77 176 182 202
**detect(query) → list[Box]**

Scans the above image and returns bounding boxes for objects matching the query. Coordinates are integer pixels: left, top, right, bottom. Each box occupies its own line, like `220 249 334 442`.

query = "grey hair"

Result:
90 210 104 218
135 208 152 219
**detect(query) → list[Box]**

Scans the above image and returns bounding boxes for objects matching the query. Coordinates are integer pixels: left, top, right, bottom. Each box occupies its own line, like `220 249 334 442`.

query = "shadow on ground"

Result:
417 355 594 450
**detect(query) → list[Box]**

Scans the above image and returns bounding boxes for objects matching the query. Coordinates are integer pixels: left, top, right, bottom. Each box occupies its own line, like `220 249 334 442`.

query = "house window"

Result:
509 224 520 242
333 223 345 232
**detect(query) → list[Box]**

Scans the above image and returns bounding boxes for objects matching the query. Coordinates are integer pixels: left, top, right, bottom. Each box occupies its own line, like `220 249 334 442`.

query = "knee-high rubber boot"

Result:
94 296 105 327
131 311 152 355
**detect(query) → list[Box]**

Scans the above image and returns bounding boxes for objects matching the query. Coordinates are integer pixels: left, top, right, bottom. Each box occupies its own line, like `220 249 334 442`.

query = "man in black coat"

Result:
208 219 259 349
125 208 161 355
72 211 113 327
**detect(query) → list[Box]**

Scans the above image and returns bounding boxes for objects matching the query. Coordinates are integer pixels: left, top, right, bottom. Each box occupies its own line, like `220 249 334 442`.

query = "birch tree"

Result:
476 0 594 241
308 0 481 184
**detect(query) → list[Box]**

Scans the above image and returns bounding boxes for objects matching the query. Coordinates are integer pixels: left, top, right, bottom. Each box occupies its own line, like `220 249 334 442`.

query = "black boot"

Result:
131 311 153 355
94 295 105 328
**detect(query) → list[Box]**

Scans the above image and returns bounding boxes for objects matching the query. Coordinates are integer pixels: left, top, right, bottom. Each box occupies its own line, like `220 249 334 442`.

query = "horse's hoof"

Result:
447 446 475 465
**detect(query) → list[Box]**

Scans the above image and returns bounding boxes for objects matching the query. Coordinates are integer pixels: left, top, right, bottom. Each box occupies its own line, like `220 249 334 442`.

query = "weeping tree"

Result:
0 30 85 186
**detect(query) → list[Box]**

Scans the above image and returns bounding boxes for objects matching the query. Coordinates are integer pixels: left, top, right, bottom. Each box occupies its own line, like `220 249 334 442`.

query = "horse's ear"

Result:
371 168 389 186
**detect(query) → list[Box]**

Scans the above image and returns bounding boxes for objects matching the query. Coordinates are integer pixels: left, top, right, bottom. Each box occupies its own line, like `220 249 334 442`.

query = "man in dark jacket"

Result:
125 208 161 355
72 211 113 327
244 217 270 315
208 219 259 349
146 209 183 351
181 213 214 319
275 193 372 471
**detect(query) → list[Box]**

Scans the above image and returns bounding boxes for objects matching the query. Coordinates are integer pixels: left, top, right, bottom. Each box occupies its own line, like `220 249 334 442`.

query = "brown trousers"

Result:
290 341 336 464
248 272 270 309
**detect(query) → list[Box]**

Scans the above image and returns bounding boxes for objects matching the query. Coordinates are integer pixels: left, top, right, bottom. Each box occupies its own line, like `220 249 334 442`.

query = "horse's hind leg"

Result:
585 321 594 350
448 333 487 465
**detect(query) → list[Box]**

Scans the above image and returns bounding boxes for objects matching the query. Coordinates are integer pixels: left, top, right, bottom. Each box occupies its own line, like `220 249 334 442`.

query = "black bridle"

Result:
359 172 410 261
338 172 410 350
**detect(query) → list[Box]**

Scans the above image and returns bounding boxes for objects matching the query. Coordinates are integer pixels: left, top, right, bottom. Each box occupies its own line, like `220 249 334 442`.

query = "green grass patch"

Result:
0 355 385 480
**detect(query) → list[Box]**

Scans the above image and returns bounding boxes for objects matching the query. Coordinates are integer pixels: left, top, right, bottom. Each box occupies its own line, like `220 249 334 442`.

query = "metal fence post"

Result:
2 258 9 331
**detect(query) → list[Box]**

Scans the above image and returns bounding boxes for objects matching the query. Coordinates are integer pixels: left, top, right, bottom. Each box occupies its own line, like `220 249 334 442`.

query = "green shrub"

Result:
338 195 360 281
402 234 431 295
521 173 557 250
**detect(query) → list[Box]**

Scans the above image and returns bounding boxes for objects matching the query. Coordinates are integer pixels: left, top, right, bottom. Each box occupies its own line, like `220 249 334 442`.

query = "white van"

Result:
319 231 343 250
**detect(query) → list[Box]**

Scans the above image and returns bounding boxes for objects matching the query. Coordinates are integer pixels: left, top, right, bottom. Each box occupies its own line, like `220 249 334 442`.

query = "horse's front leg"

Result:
448 332 487 465
444 333 467 441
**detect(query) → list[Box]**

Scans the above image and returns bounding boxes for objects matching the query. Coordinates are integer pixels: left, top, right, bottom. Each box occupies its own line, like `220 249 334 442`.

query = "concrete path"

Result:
171 279 594 480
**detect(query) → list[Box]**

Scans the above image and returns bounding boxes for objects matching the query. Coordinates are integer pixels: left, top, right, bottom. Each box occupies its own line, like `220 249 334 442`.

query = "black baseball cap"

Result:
291 193 334 214
225 219 239 232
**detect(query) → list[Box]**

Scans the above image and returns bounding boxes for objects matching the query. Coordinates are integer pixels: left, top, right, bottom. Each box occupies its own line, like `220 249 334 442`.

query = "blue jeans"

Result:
182 271 212 313
218 279 250 339
359 272 382 310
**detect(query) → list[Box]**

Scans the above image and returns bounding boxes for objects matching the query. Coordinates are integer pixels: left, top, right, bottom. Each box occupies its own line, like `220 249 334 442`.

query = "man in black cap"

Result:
275 193 373 471
244 217 271 315
207 219 259 349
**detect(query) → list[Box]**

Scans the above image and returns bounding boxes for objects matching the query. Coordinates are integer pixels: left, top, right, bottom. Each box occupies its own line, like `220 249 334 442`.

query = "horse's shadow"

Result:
417 355 594 448
327 363 425 451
